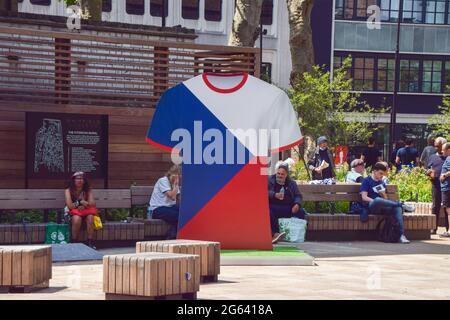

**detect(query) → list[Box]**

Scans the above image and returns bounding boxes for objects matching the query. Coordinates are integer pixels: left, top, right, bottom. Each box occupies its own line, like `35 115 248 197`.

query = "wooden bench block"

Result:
103 252 200 300
0 245 52 292
136 240 220 283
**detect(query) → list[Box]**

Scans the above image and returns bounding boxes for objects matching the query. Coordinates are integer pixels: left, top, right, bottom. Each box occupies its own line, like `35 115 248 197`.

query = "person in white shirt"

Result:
148 165 181 239
346 159 365 183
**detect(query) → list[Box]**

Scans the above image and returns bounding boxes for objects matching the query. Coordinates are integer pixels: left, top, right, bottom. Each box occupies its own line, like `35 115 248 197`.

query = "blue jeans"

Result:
152 205 179 239
368 198 405 235
269 203 306 235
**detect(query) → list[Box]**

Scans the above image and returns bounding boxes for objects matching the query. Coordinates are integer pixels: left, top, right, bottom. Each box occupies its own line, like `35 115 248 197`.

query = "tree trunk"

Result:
228 0 264 47
0 0 18 12
81 0 102 22
287 0 315 84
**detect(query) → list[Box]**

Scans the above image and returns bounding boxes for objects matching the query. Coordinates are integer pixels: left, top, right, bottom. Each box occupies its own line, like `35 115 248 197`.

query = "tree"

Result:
429 94 450 140
229 0 264 47
288 57 383 154
286 0 315 84
59 0 102 21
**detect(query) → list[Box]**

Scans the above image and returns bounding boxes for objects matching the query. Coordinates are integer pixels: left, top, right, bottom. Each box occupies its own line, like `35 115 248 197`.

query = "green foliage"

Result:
107 208 130 221
387 166 432 202
428 95 450 140
288 57 384 147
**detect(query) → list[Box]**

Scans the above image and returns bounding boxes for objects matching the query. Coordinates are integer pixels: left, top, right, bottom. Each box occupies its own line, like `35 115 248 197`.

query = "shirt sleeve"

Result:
146 89 181 152
360 178 369 193
159 178 172 194
269 92 303 153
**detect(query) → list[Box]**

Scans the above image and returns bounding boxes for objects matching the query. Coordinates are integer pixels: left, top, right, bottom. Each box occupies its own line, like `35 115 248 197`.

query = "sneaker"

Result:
272 232 286 244
399 235 410 244
440 232 450 238
86 239 97 250
402 203 416 213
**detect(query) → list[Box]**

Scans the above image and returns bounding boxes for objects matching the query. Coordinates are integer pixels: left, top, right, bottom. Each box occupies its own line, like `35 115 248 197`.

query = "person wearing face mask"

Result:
308 136 336 181
268 162 305 244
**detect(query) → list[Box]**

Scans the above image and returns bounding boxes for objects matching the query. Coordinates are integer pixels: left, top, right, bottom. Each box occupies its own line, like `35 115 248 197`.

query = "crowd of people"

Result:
64 135 450 248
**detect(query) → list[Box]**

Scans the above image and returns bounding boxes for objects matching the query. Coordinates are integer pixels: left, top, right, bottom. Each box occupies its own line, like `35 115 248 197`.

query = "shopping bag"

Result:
278 218 307 243
93 215 103 231
45 222 70 244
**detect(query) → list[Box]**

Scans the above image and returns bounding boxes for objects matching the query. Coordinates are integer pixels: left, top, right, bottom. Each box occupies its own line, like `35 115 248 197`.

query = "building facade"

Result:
313 0 450 153
15 0 450 153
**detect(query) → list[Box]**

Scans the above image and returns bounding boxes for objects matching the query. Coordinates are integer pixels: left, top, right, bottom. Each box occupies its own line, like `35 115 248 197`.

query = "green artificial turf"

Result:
221 246 306 257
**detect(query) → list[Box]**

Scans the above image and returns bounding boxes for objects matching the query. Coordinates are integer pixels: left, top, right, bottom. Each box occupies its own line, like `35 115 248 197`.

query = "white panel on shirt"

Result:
183 74 302 157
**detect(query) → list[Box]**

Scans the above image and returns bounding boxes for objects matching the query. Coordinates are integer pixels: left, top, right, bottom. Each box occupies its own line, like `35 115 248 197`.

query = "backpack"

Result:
376 216 401 243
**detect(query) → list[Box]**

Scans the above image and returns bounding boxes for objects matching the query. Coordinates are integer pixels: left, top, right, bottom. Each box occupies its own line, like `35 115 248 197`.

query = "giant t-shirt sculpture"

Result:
147 73 302 250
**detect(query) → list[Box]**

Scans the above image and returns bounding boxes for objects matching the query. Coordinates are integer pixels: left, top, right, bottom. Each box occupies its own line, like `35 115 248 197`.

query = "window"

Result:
150 0 168 17
261 0 273 25
344 0 355 18
261 62 272 83
102 0 111 12
356 0 378 18
335 0 345 18
30 0 51 5
205 0 222 21
353 57 375 90
425 0 446 23
380 0 400 21
403 0 424 23
126 0 144 15
444 61 450 92
400 59 420 92
377 58 395 91
182 0 199 20
333 55 353 80
422 60 442 93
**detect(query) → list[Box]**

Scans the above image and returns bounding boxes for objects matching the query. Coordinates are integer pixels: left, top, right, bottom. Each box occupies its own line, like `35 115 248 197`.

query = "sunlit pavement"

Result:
2 229 450 300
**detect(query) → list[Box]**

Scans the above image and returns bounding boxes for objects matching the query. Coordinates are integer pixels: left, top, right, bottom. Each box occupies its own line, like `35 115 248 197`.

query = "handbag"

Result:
278 218 308 243
93 215 103 231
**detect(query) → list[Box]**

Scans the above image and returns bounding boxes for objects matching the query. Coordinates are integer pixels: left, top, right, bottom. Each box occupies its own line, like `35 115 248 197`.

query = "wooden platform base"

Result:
0 280 49 293
105 292 197 300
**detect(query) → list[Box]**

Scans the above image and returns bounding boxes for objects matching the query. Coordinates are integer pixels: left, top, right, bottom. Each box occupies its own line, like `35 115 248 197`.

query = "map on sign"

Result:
34 118 65 174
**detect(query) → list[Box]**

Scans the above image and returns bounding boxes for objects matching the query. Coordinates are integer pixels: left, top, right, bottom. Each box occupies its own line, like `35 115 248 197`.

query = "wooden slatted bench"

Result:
0 189 145 246
103 252 200 300
299 184 435 241
0 245 52 293
136 240 220 283
131 186 171 239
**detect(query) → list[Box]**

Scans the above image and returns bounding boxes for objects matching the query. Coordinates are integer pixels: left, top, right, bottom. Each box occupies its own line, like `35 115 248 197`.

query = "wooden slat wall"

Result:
0 25 259 189
0 111 25 188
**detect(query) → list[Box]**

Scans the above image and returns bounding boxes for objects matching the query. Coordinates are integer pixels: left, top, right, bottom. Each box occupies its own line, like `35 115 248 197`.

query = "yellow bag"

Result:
93 215 103 231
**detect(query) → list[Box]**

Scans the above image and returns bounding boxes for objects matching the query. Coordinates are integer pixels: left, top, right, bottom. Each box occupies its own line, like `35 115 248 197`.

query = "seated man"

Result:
359 162 415 244
268 162 306 244
345 159 365 183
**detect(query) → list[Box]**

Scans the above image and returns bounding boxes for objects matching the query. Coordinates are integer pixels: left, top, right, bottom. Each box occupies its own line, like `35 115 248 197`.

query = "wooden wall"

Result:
0 102 172 189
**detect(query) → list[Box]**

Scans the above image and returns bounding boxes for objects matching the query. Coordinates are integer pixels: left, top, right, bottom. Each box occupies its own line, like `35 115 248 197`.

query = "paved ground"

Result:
2 230 450 300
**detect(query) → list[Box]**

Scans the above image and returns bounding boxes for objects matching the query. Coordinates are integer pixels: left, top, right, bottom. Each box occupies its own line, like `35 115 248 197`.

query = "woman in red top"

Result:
64 172 97 249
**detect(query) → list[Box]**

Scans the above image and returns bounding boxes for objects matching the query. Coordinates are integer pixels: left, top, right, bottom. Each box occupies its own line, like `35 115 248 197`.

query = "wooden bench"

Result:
0 245 52 293
299 184 435 240
0 189 145 246
131 186 171 239
103 252 200 300
136 240 220 283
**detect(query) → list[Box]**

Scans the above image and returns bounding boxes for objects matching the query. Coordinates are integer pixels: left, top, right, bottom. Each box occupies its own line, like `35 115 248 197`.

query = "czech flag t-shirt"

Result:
147 73 302 250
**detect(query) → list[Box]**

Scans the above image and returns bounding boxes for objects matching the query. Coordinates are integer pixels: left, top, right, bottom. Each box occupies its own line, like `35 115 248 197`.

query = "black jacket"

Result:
268 174 302 206
307 147 336 180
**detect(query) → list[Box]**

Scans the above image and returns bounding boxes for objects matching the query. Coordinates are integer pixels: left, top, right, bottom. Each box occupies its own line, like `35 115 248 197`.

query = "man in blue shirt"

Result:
396 138 419 169
440 143 450 237
360 162 415 243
